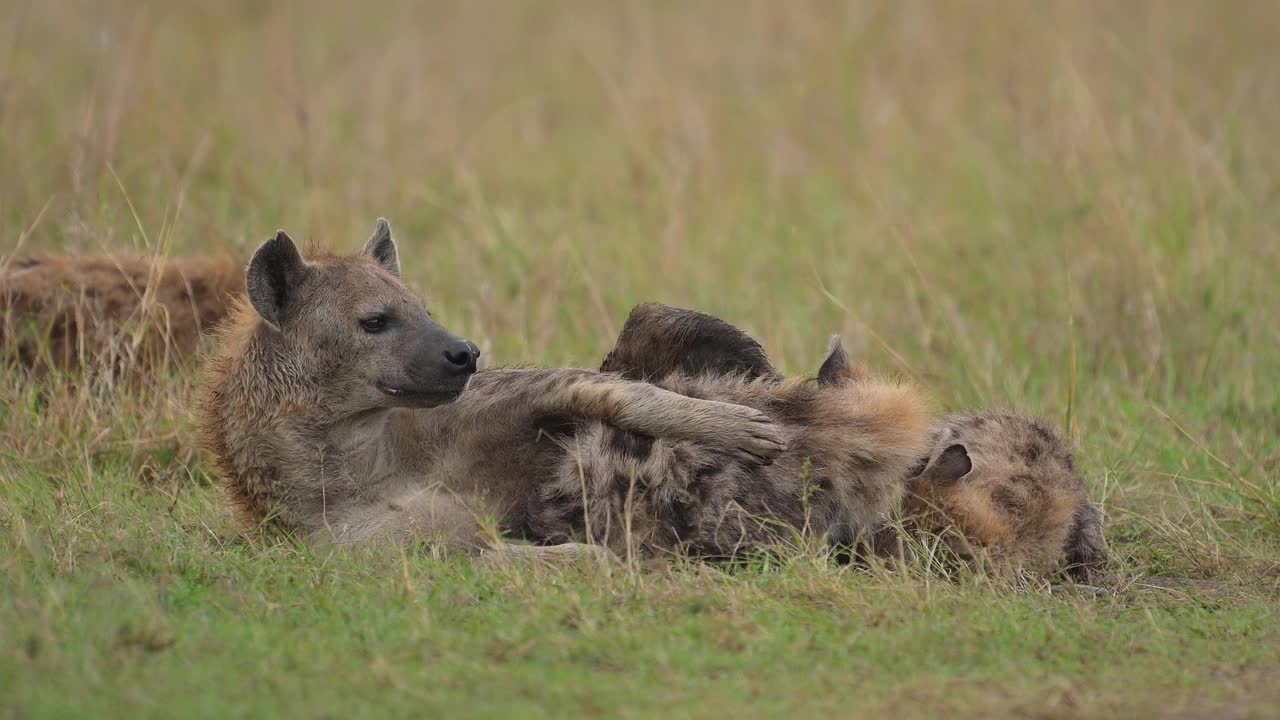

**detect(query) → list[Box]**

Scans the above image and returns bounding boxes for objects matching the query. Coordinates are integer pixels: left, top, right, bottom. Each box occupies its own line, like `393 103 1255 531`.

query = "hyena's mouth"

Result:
376 382 467 406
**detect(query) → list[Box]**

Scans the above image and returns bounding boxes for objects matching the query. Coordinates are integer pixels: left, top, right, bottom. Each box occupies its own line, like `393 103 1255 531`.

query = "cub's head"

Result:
245 218 479 412
901 412 1106 580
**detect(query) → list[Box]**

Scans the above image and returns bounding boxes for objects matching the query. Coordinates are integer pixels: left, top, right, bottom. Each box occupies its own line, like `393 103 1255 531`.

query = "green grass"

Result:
2 1 1279 717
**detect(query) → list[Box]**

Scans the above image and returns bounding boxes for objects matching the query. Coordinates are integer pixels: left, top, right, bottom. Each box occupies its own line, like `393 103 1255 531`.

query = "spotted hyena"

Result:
584 303 1106 578
198 221 786 564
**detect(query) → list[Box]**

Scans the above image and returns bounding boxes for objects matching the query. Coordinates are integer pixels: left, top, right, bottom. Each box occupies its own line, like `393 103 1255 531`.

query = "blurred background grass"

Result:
2 2 1279 717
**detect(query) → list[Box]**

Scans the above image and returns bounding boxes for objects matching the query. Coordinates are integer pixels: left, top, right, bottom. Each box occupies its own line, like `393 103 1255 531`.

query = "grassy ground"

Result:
3 1 1279 717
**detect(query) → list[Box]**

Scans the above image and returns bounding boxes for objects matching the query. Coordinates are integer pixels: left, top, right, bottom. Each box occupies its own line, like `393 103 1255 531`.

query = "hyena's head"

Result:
901 412 1106 580
244 218 479 412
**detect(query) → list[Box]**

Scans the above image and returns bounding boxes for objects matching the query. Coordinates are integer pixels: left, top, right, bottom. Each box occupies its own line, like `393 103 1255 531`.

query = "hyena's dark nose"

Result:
442 340 479 374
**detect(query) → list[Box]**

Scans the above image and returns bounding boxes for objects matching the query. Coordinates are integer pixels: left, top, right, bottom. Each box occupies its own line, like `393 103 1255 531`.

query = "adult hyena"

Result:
198 221 785 562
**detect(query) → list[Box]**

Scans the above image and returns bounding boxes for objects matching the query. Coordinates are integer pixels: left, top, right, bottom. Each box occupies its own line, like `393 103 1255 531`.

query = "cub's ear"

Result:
246 230 308 330
362 217 399 277
924 444 972 484
1063 500 1106 581
817 336 867 385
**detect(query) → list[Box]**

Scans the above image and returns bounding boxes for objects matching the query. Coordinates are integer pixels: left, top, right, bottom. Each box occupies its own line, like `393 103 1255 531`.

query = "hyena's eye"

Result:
360 315 389 333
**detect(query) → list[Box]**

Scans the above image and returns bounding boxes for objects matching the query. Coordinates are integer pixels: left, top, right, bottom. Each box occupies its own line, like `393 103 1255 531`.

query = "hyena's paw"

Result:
707 402 787 464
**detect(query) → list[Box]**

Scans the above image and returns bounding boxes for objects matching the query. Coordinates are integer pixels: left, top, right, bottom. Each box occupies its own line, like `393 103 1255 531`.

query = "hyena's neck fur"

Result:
200 303 409 534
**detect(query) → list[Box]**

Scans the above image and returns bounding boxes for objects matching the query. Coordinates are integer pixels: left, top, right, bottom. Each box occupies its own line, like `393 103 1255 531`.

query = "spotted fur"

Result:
587 303 1106 577
900 412 1106 579
531 328 932 558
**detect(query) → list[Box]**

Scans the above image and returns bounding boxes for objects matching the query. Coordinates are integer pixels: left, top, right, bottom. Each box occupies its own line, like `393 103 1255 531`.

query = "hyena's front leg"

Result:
315 484 491 551
319 484 613 564
548 376 786 463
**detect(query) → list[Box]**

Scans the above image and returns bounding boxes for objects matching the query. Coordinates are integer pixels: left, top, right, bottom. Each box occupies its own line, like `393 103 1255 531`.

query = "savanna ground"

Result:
2 1 1279 717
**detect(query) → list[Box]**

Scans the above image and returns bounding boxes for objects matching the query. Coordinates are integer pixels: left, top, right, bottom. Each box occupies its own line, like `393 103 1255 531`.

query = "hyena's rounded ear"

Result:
362 217 399 277
924 444 972 483
1063 500 1106 581
246 230 308 330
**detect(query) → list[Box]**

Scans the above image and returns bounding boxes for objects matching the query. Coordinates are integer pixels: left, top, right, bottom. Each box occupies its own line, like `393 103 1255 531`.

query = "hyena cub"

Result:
529 318 931 558
582 303 1106 578
199 221 785 561
897 412 1106 579
0 253 242 371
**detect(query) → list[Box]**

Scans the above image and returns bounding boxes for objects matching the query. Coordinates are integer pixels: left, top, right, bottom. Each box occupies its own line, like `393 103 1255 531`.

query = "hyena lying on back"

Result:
566 303 1106 579
198 221 786 562
0 252 241 371
896 412 1106 578
529 318 932 558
